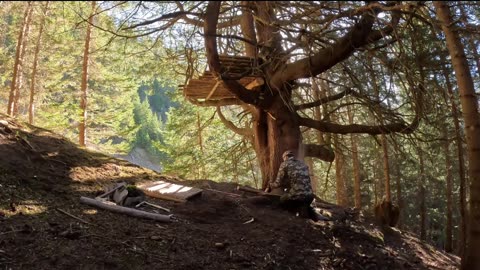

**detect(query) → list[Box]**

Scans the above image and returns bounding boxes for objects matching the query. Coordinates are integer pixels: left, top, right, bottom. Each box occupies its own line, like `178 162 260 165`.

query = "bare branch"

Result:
270 8 376 88
269 2 409 89
303 144 335 162
187 98 245 107
216 107 253 137
295 88 353 111
298 116 416 135
122 11 202 30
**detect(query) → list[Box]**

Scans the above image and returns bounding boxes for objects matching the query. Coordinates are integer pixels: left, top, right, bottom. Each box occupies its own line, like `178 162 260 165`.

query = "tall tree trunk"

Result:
442 122 454 252
239 2 273 187
373 160 379 205
318 75 331 145
308 78 324 193
312 78 326 145
459 5 480 78
418 146 427 240
393 149 404 228
79 1 95 147
348 104 362 208
13 5 33 117
435 3 480 269
240 1 256 57
264 95 302 185
367 55 392 203
196 112 204 153
333 132 348 206
28 2 49 124
7 2 32 116
437 20 468 261
381 134 392 202
196 111 205 178
306 158 317 193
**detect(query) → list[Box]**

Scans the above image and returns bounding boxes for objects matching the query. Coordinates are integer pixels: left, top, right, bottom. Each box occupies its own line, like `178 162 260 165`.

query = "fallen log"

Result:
80 196 172 223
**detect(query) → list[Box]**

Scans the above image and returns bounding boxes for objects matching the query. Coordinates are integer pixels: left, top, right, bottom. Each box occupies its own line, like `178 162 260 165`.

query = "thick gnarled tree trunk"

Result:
204 1 422 189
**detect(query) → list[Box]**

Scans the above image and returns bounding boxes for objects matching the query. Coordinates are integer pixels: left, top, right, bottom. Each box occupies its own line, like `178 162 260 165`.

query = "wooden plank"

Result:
138 181 203 203
142 191 187 203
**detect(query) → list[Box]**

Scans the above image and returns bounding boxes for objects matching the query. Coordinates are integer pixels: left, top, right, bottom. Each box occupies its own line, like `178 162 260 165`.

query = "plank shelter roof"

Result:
180 55 263 101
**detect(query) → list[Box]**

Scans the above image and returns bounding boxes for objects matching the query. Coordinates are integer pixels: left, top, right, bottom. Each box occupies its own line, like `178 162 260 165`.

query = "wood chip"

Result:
243 218 255 224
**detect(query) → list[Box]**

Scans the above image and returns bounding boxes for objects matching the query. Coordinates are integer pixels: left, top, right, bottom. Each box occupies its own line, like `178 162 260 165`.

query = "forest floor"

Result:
0 114 460 270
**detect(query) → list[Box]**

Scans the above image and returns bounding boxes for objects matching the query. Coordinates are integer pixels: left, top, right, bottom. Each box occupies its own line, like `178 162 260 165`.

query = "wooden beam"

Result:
245 77 264 90
206 80 222 100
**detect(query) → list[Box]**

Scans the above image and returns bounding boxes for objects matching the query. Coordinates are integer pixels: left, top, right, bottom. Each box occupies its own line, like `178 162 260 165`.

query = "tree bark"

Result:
368 54 392 203
239 1 256 57
458 4 480 78
435 2 480 269
79 1 95 147
203 1 416 189
418 146 427 240
28 2 49 124
393 148 404 229
348 104 362 209
7 2 32 116
306 158 317 193
381 134 392 202
312 78 326 145
442 121 454 252
333 132 348 207
438 39 468 258
13 5 33 117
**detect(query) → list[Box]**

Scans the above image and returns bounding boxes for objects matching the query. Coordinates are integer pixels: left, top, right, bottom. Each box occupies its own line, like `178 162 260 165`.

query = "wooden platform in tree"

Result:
137 180 203 203
180 55 264 101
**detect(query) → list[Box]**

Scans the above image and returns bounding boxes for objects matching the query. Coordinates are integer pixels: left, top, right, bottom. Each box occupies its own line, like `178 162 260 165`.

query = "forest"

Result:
0 1 479 269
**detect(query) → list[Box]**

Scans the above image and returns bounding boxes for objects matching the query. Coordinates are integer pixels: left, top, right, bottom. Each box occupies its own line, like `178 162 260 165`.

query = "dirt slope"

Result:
0 115 460 270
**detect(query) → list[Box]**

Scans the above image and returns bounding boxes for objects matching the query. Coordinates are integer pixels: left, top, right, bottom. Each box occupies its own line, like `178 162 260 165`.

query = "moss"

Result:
126 185 144 197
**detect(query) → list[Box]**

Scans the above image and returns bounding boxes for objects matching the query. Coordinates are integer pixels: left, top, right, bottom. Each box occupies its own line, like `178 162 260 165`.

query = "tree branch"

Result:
298 111 420 135
204 1 261 106
295 88 353 111
187 98 245 107
308 82 424 132
303 143 335 162
216 107 253 137
270 3 406 89
122 11 201 30
270 8 376 88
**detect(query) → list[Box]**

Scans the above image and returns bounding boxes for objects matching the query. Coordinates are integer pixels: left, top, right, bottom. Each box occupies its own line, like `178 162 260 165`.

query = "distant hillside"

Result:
113 146 162 173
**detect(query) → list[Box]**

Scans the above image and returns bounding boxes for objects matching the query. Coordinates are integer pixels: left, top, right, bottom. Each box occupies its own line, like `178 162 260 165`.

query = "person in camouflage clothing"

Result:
266 150 318 221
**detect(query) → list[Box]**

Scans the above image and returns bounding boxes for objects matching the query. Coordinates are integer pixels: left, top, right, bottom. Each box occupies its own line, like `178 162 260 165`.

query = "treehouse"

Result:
180 55 264 101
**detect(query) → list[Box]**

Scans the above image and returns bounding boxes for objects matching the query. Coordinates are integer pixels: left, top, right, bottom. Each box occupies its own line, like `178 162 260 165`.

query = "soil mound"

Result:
0 115 459 269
